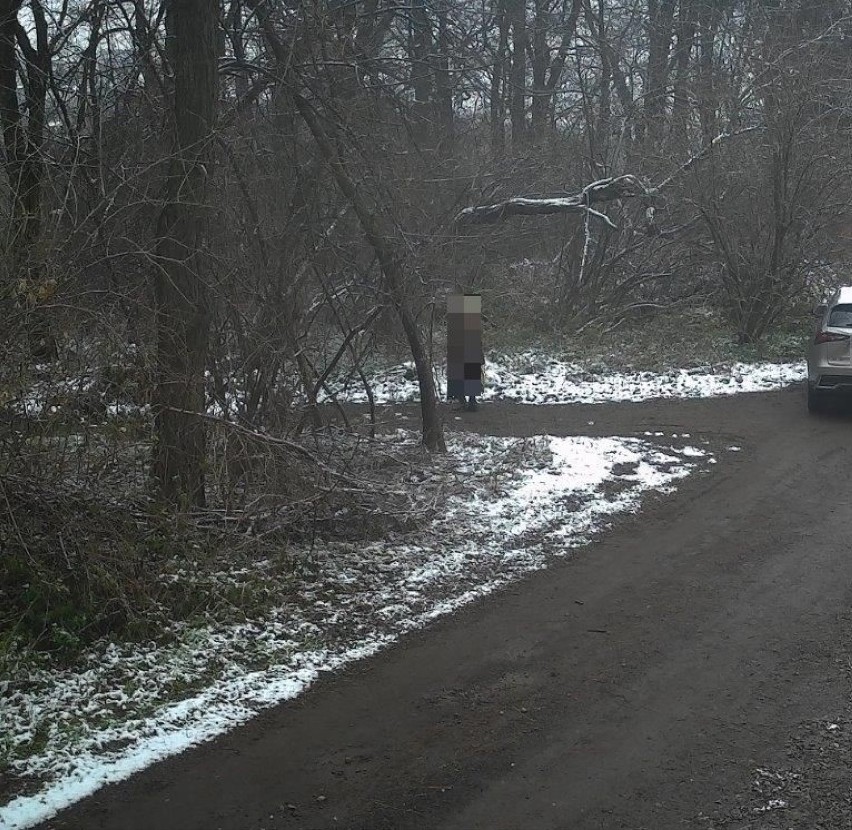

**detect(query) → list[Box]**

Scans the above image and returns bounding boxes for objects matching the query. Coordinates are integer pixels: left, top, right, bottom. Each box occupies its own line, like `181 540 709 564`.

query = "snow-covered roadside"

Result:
7 353 805 422
325 353 806 406
0 430 724 829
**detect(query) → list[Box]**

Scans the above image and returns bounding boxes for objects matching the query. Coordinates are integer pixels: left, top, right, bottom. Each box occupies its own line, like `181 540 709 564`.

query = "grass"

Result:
483 306 810 372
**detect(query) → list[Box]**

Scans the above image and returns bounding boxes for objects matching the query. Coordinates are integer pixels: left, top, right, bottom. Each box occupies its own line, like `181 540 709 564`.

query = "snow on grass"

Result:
325 352 806 406
0 430 716 829
7 351 804 423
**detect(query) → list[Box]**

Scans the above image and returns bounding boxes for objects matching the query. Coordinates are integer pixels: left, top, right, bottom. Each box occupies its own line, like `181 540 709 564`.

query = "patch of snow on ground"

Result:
0 432 714 829
8 353 804 422
325 354 806 406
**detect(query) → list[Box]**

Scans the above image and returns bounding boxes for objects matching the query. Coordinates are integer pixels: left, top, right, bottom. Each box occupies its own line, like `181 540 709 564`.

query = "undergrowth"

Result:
0 425 446 668
483 305 810 372
0 480 271 662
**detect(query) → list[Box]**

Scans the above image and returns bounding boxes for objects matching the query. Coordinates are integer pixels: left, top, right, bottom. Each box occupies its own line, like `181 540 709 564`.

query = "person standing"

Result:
447 292 483 411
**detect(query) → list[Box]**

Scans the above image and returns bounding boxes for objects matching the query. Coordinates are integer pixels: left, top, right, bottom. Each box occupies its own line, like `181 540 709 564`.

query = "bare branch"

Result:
454 126 767 230
652 126 765 193
453 174 650 227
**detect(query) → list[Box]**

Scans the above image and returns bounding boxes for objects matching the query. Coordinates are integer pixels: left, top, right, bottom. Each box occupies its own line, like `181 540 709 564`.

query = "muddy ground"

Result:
35 385 852 829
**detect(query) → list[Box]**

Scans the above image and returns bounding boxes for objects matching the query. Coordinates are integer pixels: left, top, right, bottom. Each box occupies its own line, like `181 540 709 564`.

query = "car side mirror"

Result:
814 304 827 318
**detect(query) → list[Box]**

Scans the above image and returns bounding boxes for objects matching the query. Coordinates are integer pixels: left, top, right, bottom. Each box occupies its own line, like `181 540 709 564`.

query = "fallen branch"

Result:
454 127 766 229
453 174 649 227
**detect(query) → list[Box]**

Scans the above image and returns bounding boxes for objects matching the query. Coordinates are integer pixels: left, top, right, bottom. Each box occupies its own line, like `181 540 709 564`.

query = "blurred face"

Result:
447 295 482 359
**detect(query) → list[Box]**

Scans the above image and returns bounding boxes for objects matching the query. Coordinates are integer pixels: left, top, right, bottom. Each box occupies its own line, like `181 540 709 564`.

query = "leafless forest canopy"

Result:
1 0 851 648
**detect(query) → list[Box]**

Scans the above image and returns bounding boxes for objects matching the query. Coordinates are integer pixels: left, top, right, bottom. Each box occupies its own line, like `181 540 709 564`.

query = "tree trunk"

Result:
227 0 249 101
354 0 395 85
0 1 40 278
696 0 720 143
293 92 446 452
131 0 166 100
490 0 509 158
152 0 218 507
671 1 696 155
507 0 528 151
530 0 582 140
432 0 455 153
409 0 433 129
529 0 548 140
1 0 52 354
641 0 676 149
584 0 611 170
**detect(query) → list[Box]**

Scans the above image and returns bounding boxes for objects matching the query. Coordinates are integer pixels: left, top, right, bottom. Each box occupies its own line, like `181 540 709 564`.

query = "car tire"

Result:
807 386 825 414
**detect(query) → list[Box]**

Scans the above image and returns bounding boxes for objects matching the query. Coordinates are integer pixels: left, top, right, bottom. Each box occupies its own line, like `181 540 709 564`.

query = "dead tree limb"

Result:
454 174 650 226
453 127 766 228
652 126 765 192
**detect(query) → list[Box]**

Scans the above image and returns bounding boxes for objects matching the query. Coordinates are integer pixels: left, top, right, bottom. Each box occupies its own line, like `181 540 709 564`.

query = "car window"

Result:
828 304 852 327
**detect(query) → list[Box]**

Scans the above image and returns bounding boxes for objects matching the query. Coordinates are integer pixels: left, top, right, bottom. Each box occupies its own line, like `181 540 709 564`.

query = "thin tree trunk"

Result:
507 0 528 151
432 0 454 152
409 0 433 129
641 0 676 148
152 0 218 507
597 17 611 159
227 0 249 101
0 1 40 279
1 0 52 353
697 0 720 143
293 92 446 452
671 1 696 154
529 0 584 139
583 0 611 170
490 0 509 158
529 0 548 139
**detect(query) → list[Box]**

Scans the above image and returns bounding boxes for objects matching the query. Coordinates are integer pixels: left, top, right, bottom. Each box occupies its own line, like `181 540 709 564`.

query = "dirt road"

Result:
38 386 852 829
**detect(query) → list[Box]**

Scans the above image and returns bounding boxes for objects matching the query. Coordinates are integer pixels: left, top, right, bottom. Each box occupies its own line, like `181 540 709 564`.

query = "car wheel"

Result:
807 386 825 414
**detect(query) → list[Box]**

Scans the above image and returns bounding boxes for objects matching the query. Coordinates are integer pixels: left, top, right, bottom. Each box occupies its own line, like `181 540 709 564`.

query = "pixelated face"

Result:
462 295 480 315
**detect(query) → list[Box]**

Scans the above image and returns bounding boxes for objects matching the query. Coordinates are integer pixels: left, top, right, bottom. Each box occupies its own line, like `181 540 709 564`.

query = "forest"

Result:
1 0 849 665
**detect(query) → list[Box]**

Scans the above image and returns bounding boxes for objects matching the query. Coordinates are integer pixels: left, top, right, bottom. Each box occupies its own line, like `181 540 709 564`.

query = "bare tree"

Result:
151 0 218 506
530 0 583 141
0 0 51 352
507 0 528 150
245 0 446 451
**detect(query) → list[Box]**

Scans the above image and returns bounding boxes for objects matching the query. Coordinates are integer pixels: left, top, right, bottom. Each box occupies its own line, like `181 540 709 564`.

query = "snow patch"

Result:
0 432 717 829
325 355 805 406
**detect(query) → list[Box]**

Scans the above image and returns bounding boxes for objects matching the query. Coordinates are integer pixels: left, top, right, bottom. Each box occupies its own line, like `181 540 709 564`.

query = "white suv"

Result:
808 286 852 412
